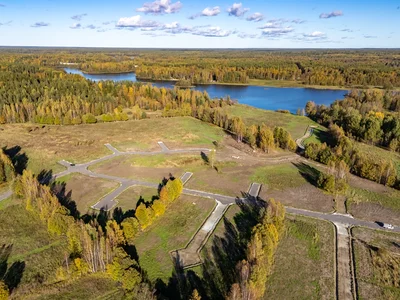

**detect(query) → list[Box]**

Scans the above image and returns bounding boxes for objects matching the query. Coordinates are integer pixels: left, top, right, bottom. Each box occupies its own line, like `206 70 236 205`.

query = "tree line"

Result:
227 198 286 300
1 48 399 87
305 127 399 189
306 89 400 151
12 170 156 298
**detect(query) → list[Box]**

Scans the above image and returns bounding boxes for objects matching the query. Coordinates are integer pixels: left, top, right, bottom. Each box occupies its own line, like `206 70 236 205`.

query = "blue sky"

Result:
0 0 399 48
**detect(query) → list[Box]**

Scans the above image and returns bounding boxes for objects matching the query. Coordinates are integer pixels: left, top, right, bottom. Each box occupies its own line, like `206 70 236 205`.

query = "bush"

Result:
317 173 335 193
82 113 97 124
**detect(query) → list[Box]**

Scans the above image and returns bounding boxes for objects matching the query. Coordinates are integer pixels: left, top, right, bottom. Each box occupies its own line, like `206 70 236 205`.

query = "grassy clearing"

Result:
347 187 400 211
304 127 332 145
0 117 225 174
352 227 400 300
355 142 400 175
251 163 309 191
0 205 67 291
57 173 119 214
114 186 158 211
225 104 319 139
26 274 122 300
133 195 215 282
265 215 335 299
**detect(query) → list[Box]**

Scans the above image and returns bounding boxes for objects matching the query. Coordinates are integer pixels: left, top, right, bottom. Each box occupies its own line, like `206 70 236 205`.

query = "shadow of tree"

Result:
38 169 54 186
0 244 25 293
292 162 321 187
200 151 209 165
154 194 265 299
2 146 28 175
51 181 80 219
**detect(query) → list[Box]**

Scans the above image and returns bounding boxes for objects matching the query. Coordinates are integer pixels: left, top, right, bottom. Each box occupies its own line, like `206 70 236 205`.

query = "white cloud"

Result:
70 23 82 29
116 15 160 28
227 3 249 17
303 31 325 38
258 21 283 29
137 0 182 15
31 22 50 28
193 26 233 37
319 10 343 19
262 27 294 37
238 32 258 39
246 12 264 22
163 21 179 29
71 14 87 21
202 6 221 16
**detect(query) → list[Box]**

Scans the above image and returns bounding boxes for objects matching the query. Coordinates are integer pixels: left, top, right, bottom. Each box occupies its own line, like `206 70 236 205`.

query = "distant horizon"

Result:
0 0 399 48
1 46 400 50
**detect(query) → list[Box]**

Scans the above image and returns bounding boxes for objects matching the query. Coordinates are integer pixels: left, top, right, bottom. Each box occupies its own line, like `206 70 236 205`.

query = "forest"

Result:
304 89 400 189
1 48 399 87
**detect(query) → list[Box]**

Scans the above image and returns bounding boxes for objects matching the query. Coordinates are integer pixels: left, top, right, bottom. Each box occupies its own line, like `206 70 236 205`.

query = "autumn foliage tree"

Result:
227 198 285 300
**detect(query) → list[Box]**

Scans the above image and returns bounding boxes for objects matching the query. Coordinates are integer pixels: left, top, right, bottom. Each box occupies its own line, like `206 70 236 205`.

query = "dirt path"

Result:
296 126 316 150
334 223 355 300
171 201 230 268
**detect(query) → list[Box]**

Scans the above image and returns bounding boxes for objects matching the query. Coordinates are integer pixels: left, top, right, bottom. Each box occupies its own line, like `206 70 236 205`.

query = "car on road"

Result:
383 223 394 230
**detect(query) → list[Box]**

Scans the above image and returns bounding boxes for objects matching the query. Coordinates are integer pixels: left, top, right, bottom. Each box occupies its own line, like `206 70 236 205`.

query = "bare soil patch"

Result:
56 173 119 214
262 186 335 213
352 227 400 300
350 202 400 226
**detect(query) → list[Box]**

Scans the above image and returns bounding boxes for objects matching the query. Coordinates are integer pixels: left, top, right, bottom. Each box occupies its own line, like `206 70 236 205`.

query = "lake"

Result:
64 68 346 113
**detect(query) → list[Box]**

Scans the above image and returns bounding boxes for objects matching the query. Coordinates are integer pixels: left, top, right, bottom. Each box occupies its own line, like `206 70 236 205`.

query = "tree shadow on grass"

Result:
2 146 28 175
154 195 264 299
51 181 80 219
0 244 25 293
292 162 322 187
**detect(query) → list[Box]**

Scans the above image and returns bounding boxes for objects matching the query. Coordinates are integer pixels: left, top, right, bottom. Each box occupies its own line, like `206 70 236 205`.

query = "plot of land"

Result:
0 205 67 297
0 117 224 174
133 195 215 282
253 163 335 212
346 183 400 225
225 104 319 139
54 173 119 214
90 153 206 184
352 227 400 300
265 215 335 300
114 186 158 211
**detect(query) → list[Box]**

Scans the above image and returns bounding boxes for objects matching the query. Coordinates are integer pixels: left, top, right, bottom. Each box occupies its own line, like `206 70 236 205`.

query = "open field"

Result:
355 142 400 175
255 162 335 212
352 227 400 300
34 275 123 300
197 205 335 299
265 215 335 299
114 186 158 212
54 173 119 215
0 117 224 174
225 104 319 139
133 194 215 282
0 205 67 296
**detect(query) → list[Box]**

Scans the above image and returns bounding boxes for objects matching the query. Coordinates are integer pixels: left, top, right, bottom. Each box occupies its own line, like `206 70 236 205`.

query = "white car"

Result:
383 223 394 230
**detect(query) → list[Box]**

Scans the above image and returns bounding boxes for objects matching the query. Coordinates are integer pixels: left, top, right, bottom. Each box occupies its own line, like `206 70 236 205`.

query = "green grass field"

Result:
251 163 312 191
347 187 400 211
133 195 215 282
352 227 400 300
0 205 67 294
114 186 158 211
355 142 400 175
225 104 319 139
265 215 335 299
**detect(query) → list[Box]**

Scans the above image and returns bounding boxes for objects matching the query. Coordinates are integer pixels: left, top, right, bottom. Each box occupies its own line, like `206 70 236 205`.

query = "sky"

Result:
0 0 399 48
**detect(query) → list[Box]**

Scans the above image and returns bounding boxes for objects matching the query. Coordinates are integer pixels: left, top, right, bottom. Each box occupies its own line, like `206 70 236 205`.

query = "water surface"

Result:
65 68 345 113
